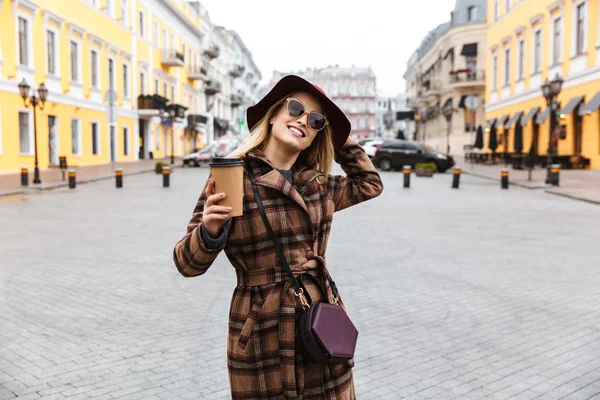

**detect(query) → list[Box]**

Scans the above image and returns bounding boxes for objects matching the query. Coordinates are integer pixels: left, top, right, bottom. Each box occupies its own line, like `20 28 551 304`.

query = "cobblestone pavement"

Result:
1 167 599 400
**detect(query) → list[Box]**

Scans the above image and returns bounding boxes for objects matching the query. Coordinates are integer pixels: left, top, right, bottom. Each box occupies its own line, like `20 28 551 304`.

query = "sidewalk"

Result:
456 156 600 205
0 158 181 197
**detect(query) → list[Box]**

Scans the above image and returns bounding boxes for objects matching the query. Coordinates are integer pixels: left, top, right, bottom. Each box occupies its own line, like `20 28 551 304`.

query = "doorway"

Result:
48 116 59 166
139 120 146 159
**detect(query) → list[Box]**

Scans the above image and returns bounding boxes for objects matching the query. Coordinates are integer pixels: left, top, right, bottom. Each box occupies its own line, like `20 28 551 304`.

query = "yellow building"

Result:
0 0 261 175
485 0 600 170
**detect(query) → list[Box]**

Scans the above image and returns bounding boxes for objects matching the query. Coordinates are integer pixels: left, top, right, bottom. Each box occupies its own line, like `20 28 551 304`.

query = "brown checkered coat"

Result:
173 138 383 399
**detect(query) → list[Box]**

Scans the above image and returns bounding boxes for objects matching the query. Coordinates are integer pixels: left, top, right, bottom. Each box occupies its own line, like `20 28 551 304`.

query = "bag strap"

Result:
246 166 311 309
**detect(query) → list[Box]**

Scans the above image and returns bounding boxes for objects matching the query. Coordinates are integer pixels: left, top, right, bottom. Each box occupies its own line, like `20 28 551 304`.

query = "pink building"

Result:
266 66 377 138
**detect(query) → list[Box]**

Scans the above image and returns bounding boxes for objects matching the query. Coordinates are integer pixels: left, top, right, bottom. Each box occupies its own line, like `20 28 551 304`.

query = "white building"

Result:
376 93 416 140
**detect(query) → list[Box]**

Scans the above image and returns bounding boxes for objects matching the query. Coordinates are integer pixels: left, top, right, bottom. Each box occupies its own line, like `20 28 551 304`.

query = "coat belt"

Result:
235 258 324 398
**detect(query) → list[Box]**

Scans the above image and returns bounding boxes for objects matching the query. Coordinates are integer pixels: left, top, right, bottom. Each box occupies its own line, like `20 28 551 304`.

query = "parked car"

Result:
372 140 455 172
183 144 217 167
362 139 384 159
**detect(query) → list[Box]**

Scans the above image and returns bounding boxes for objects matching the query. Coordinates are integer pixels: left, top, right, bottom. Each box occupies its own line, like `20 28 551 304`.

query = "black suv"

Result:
372 140 455 172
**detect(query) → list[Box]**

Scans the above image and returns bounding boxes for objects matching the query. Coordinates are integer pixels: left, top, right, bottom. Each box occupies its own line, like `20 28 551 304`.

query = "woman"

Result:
173 75 383 399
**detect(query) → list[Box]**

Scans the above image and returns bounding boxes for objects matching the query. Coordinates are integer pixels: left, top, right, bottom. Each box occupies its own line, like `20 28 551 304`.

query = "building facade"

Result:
404 0 487 155
0 0 261 174
375 93 416 140
485 0 600 170
266 66 377 139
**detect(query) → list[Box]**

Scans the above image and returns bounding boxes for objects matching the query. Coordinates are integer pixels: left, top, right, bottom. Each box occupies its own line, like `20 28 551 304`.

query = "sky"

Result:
200 0 457 95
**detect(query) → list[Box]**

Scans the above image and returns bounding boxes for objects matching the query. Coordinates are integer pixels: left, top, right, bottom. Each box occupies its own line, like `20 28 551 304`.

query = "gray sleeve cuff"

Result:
200 219 232 250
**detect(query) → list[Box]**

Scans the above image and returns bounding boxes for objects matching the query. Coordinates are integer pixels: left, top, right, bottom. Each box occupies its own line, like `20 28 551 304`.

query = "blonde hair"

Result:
228 95 335 176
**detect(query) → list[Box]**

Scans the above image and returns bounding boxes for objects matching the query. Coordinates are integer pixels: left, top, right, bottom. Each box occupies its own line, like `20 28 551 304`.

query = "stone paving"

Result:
1 166 600 399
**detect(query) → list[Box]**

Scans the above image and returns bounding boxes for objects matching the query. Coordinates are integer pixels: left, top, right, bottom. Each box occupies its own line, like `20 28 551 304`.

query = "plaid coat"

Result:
173 138 383 399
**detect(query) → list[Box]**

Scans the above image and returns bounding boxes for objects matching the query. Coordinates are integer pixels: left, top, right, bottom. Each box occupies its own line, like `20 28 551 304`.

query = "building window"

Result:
155 78 159 93
171 85 175 102
504 48 510 86
91 122 100 155
162 28 167 50
466 56 477 71
505 0 510 13
533 29 542 73
71 118 81 156
121 0 128 25
492 55 498 91
153 21 158 46
139 10 145 38
108 58 115 90
552 17 562 64
91 50 99 88
140 72 146 95
70 41 79 82
468 6 478 21
123 64 129 98
46 30 56 75
518 39 524 79
163 82 167 97
18 17 29 66
19 111 31 154
494 0 499 21
575 2 586 55
123 127 130 156
106 0 114 17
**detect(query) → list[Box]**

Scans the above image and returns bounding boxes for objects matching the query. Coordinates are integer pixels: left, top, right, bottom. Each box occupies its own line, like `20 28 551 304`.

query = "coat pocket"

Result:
237 287 265 350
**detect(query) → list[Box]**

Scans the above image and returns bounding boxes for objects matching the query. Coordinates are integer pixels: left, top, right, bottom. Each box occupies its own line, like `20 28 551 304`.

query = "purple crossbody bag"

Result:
248 167 358 364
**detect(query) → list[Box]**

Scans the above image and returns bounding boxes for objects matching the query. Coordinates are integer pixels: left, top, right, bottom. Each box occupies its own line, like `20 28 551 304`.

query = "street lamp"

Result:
162 104 186 165
18 79 48 184
442 102 453 155
541 73 563 184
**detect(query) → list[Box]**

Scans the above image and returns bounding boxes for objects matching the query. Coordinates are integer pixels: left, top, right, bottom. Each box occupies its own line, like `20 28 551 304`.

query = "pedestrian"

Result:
173 75 384 399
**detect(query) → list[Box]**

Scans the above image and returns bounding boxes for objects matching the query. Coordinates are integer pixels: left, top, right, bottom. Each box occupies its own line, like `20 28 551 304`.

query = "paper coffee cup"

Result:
210 157 244 217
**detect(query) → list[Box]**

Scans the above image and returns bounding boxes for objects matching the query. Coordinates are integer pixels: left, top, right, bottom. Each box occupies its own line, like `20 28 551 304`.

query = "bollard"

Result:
501 168 509 189
403 165 411 188
68 169 77 189
115 168 123 188
21 166 28 187
550 164 560 186
162 166 171 188
452 167 461 189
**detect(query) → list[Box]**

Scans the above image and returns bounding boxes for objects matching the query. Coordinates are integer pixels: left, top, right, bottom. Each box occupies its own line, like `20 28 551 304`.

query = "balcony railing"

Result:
204 80 222 96
421 80 442 95
203 44 220 59
188 65 207 81
162 49 185 67
231 93 243 107
138 94 169 110
187 114 208 131
449 69 485 86
230 64 245 78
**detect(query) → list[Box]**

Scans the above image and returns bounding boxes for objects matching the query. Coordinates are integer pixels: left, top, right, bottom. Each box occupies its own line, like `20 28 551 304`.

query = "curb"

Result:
544 190 600 206
0 165 183 198
462 171 546 190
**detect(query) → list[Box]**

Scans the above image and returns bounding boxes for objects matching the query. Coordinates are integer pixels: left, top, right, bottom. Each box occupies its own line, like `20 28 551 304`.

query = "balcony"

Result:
162 49 185 67
137 94 169 118
188 65 207 81
230 64 245 78
203 44 220 59
204 80 222 96
421 80 442 97
187 114 208 131
449 69 485 87
231 91 244 107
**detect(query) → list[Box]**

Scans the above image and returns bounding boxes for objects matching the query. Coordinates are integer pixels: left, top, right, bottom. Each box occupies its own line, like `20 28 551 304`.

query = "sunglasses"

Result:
285 98 328 131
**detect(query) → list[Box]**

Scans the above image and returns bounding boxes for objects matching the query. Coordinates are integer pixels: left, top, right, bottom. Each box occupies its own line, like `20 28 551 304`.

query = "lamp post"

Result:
442 102 453 155
18 79 48 184
541 73 563 184
162 104 186 165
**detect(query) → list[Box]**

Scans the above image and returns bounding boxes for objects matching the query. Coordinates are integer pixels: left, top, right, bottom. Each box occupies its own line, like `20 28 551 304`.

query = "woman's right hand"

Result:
201 178 232 237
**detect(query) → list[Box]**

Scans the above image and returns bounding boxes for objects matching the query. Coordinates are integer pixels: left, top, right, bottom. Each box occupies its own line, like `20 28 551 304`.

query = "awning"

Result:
443 48 454 60
495 114 509 129
504 111 523 129
461 43 477 56
520 107 540 126
396 111 415 120
458 95 468 108
558 96 584 117
535 107 550 124
214 117 229 130
485 119 496 130
579 92 600 115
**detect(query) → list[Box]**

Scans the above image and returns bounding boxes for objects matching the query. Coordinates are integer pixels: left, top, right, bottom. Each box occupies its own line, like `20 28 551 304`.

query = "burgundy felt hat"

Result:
246 75 351 150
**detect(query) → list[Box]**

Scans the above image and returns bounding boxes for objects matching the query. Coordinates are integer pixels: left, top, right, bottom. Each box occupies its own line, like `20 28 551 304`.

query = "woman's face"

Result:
269 92 323 154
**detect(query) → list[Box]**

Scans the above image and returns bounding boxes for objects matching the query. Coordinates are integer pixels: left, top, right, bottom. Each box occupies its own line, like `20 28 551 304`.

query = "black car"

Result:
372 140 455 172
